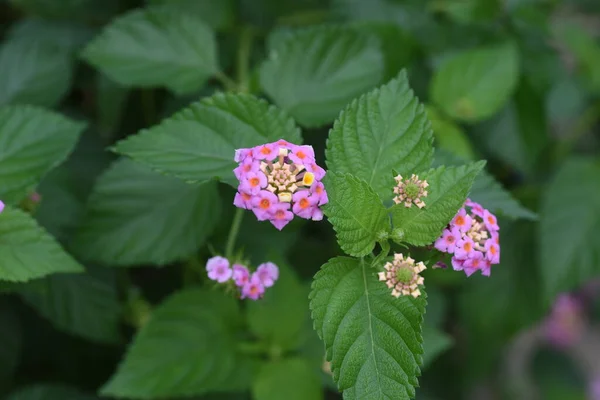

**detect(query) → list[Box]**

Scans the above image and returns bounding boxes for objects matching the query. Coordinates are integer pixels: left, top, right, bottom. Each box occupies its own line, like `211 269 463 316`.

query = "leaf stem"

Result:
236 25 255 93
214 71 238 92
225 208 244 259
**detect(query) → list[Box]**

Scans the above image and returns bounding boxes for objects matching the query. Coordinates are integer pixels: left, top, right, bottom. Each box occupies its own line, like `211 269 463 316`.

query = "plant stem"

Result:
236 25 254 93
225 208 244 259
214 71 238 91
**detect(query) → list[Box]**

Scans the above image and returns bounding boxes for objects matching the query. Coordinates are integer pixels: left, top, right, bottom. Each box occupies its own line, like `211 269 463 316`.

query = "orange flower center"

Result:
297 150 306 159
316 186 323 194
242 193 251 201
488 216 495 224
490 246 497 255
260 146 271 155
455 216 465 225
250 177 260 187
299 198 310 209
464 242 472 252
250 286 259 295
260 199 270 209
275 210 285 219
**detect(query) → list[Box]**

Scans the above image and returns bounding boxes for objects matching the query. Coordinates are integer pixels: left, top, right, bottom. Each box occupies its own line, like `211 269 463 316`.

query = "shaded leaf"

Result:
253 358 323 400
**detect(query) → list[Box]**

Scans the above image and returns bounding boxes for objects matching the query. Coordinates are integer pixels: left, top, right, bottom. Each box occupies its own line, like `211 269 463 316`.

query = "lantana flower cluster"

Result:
233 139 328 230
543 293 585 348
393 174 428 208
434 199 500 277
206 256 279 300
0 200 4 214
378 253 426 298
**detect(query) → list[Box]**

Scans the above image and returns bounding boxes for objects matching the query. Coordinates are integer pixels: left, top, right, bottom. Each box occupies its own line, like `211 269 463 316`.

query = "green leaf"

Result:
96 74 129 139
310 257 426 399
114 92 302 187
422 326 453 369
555 22 600 92
147 0 234 30
81 8 218 95
326 70 434 201
391 162 485 247
0 305 21 389
426 105 475 160
7 384 97 400
0 105 86 204
0 207 84 282
101 289 243 398
18 272 121 344
322 172 390 257
252 358 324 400
9 0 119 20
430 42 519 122
247 262 308 351
539 158 600 302
73 159 221 267
434 150 537 220
260 25 384 127
7 18 94 53
0 38 73 107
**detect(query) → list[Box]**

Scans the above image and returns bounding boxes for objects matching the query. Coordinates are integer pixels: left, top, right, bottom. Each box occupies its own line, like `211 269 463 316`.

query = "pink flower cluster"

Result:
0 200 4 213
543 293 585 348
233 139 328 230
206 256 279 300
434 199 500 277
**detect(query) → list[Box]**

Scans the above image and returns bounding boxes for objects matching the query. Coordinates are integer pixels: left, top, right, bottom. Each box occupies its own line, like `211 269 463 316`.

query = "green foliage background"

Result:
1 0 600 399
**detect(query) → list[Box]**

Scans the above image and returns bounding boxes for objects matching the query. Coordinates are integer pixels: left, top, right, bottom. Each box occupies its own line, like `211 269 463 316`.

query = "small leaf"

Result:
326 70 434 201
422 326 453 369
247 262 308 351
0 37 73 107
0 207 84 282
0 105 85 204
434 150 537 220
426 105 475 160
310 257 426 399
252 358 324 400
73 159 221 267
539 158 600 302
18 272 122 344
114 92 302 187
81 8 218 94
430 42 519 122
7 384 98 400
323 172 390 257
391 162 485 247
260 25 384 127
101 289 244 398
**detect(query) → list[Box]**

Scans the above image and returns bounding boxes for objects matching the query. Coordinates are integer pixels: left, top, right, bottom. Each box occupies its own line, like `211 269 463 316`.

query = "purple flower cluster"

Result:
233 139 328 230
543 293 585 348
434 199 500 277
206 256 279 300
0 200 4 213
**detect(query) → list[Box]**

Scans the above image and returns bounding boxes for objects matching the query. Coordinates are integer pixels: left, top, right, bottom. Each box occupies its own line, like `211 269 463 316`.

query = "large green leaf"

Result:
6 384 97 400
539 158 600 302
430 42 519 122
326 71 434 201
247 262 308 351
0 105 85 204
0 38 73 107
322 172 390 257
73 159 221 267
101 289 244 398
253 358 324 400
260 25 384 127
7 18 94 53
434 150 536 220
0 207 84 282
81 8 218 95
391 162 485 247
18 272 121 344
310 257 426 399
114 92 302 187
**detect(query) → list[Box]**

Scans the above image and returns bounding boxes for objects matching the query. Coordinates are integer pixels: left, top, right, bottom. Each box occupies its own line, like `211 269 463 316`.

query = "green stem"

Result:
225 208 244 259
237 340 267 355
236 25 254 93
214 71 238 92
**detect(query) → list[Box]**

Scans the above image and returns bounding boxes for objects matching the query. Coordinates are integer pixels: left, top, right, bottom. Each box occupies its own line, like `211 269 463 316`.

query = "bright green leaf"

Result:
0 38 73 107
430 42 519 122
101 289 244 398
322 172 390 257
0 105 85 204
147 0 234 30
434 150 537 220
426 105 475 160
18 272 121 344
247 262 308 351
391 162 485 246
310 257 426 399
114 92 302 187
73 159 221 267
0 207 84 282
326 70 434 201
81 8 218 94
7 384 97 400
539 158 600 302
260 25 384 127
253 358 324 400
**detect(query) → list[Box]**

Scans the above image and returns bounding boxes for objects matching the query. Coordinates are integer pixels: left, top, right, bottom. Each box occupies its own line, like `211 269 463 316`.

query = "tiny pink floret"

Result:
206 256 232 283
233 140 328 230
232 264 250 287
434 200 501 277
241 274 266 300
255 262 279 288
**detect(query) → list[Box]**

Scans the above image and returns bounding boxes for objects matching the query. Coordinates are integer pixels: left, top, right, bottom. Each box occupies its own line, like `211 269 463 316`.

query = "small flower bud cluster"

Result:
378 253 426 298
393 174 428 208
206 256 279 300
233 139 328 230
434 199 500 277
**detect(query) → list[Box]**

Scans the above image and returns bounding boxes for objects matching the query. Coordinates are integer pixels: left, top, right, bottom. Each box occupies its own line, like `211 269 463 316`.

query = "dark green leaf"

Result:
6 384 97 400
252 358 324 400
